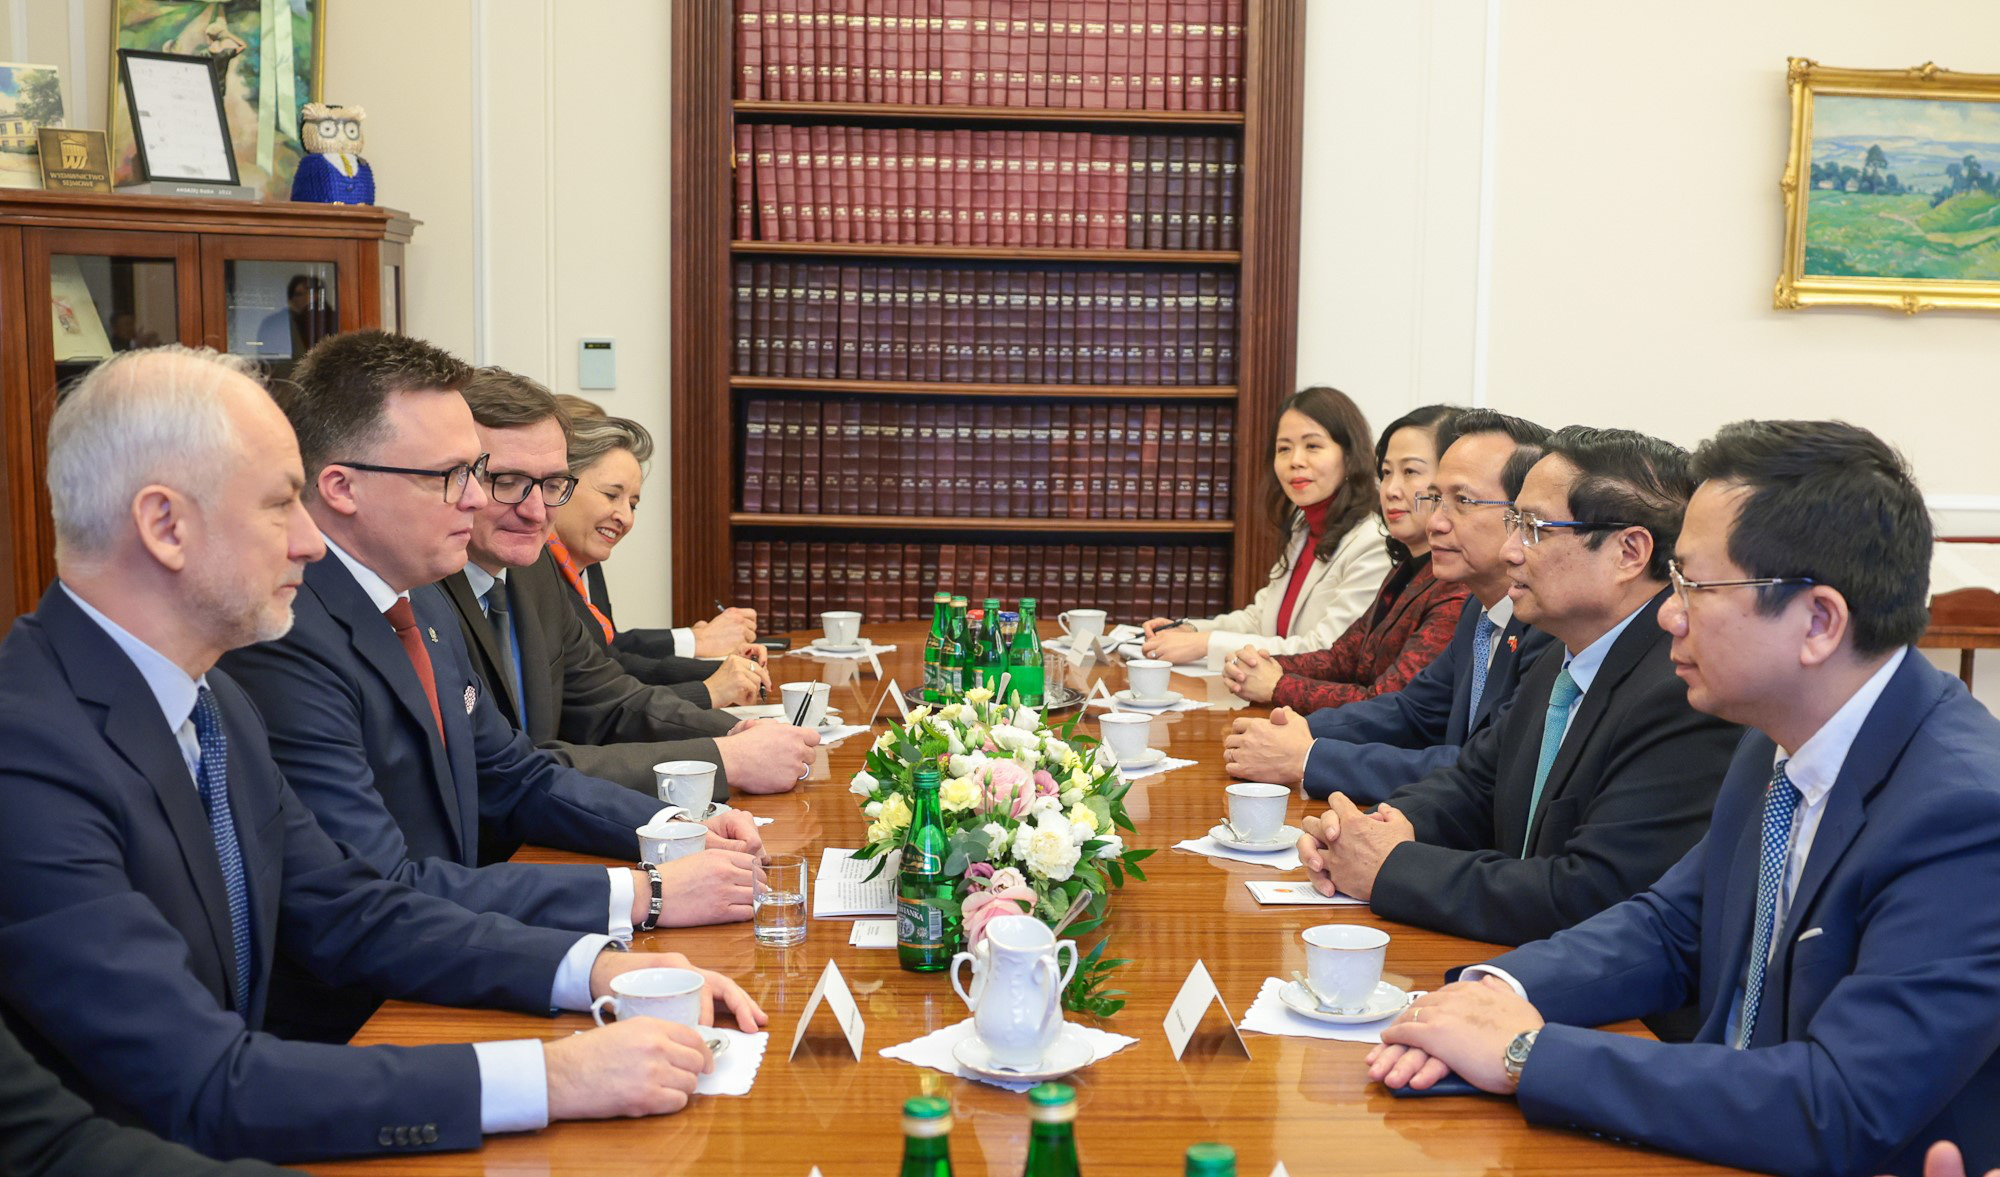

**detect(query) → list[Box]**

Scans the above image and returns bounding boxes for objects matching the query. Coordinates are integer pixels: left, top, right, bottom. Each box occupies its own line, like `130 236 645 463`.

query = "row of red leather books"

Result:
735 0 1245 112
734 262 1238 386
732 538 1231 631
740 397 1236 521
734 124 1240 251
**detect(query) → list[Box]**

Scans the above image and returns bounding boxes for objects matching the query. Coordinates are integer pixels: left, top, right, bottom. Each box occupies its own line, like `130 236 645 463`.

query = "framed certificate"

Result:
116 49 238 186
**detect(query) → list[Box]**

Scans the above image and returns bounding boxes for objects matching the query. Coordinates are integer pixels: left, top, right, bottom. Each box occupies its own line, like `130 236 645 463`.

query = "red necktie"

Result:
384 597 446 743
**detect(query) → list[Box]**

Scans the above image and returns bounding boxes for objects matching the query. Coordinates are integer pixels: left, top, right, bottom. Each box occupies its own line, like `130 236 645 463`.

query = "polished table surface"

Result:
310 622 1733 1176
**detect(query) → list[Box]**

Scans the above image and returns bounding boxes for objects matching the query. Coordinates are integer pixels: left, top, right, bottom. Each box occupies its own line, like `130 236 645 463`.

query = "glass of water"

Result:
754 853 808 947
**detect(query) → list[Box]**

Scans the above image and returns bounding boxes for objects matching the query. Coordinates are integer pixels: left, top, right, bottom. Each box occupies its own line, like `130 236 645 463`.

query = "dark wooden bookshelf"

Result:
672 2 1305 623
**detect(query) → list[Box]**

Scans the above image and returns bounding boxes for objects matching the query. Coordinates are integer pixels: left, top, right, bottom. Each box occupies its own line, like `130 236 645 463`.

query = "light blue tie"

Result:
1466 611 1497 719
1521 666 1581 854
190 686 254 1011
1736 762 1802 1049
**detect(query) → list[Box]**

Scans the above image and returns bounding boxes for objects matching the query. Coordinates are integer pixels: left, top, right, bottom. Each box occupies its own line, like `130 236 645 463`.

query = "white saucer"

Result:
1114 747 1166 769
1113 689 1183 709
810 637 869 654
1277 979 1412 1024
951 1026 1094 1081
1208 823 1301 851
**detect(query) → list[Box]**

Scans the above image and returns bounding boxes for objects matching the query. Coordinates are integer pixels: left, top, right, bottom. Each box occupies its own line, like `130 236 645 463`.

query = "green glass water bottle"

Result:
965 606 991 694
1022 1083 1082 1176
1184 1143 1235 1176
897 764 956 971
972 597 1003 692
991 611 1021 696
899 1095 955 1176
923 591 951 703
1008 598 1045 707
943 596 970 701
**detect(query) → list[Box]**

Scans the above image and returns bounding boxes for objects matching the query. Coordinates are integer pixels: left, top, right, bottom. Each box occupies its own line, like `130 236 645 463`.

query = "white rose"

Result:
989 723 1037 751
944 729 967 755
849 769 879 797
1030 794 1064 819
1059 787 1084 807
1021 814 1083 881
1011 705 1043 730
872 731 896 754
940 776 981 813
1042 737 1071 763
982 821 1011 857
1094 832 1125 859
863 800 883 818
948 752 985 779
1014 748 1042 771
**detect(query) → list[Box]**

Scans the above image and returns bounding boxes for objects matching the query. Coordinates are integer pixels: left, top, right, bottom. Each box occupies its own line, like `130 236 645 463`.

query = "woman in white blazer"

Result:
1144 387 1414 669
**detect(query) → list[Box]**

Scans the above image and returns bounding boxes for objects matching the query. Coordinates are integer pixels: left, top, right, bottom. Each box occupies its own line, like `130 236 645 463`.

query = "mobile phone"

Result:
758 637 792 652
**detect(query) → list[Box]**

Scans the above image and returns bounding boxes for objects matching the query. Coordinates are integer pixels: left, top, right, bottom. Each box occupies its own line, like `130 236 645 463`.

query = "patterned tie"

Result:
1736 762 1802 1049
1522 666 1581 854
190 687 254 1011
482 583 527 728
384 597 446 742
1466 611 1498 719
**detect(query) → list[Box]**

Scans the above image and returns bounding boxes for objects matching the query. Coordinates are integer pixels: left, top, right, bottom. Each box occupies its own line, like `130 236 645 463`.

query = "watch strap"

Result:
637 862 664 932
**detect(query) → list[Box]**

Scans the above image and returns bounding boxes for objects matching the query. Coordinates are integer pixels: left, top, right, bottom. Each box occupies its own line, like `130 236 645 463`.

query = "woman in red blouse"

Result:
1223 406 1469 714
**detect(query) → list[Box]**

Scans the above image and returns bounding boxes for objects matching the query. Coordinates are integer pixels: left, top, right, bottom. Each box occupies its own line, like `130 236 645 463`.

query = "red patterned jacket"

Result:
1268 555 1467 715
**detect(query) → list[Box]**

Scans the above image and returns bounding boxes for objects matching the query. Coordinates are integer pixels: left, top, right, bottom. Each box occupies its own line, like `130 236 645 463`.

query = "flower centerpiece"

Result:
849 687 1154 1016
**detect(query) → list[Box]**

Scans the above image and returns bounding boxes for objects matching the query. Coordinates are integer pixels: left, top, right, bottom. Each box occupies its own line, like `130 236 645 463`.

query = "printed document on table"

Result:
813 847 900 918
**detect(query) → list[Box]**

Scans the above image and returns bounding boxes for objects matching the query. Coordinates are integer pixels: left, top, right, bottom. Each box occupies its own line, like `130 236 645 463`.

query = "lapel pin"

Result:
463 685 477 714
427 627 439 643
1507 636 1518 652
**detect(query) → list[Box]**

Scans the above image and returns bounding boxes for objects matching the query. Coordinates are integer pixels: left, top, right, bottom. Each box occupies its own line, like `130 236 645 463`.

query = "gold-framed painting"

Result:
1779 59 2000 314
107 0 326 201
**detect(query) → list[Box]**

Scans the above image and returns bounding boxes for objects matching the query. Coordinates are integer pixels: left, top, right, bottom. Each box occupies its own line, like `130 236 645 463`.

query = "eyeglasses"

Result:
483 469 578 507
1414 491 1513 518
333 453 489 503
1667 558 1817 611
1502 506 1637 548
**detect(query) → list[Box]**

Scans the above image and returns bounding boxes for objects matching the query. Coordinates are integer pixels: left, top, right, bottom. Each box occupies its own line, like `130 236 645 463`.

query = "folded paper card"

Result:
812 847 898 917
1244 880 1365 906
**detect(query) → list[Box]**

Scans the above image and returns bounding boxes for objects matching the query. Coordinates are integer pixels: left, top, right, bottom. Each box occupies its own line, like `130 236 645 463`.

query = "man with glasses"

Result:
1295 426 1743 951
220 332 762 1046
1225 409 1557 802
439 365 819 801
1368 421 2000 1177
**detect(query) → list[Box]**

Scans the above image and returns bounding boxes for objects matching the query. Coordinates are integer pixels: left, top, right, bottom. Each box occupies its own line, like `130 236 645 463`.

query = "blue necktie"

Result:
1466 611 1497 720
1736 762 1802 1049
1522 666 1581 854
190 686 254 1011
483 583 528 728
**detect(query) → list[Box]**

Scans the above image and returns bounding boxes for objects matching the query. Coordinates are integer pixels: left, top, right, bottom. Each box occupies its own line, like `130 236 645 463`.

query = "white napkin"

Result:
1237 976 1422 1045
815 723 870 747
696 1027 771 1095
1088 696 1210 714
795 641 897 660
1173 835 1302 871
1167 663 1223 679
1117 754 1198 781
880 1017 1139 1092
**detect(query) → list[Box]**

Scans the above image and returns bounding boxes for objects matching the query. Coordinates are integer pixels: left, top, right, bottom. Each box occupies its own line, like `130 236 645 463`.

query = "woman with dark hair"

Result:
1141 386 1393 669
1222 404 1469 712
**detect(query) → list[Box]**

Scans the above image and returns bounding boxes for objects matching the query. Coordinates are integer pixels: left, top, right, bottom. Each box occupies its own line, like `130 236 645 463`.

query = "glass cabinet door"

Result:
49 254 182 384
224 258 341 378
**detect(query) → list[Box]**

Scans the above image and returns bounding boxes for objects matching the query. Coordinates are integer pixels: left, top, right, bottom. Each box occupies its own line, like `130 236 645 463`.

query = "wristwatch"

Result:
1502 1029 1540 1091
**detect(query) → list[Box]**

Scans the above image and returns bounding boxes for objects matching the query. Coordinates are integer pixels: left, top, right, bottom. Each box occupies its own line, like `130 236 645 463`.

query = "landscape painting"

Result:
0 62 66 190
1805 94 2000 281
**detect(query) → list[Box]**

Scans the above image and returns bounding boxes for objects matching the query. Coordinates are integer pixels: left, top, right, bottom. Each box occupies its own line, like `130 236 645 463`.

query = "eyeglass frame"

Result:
331 453 490 504
481 468 579 507
1413 491 1513 518
1667 557 1818 612
1501 506 1639 548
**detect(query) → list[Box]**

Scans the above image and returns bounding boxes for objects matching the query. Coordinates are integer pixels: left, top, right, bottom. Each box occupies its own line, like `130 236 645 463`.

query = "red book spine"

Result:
800 397 824 514
1219 136 1240 249
1185 6 1207 111
772 125 798 243
774 0 799 100
927 6 946 105
1028 403 1052 515
1096 406 1120 518
733 123 754 240
809 124 833 243
951 411 974 515
898 128 921 243
1172 407 1196 519
1214 406 1236 520
968 0 992 106
839 401 863 513
1164 135 1187 251
738 0 762 99
971 277 994 382
1006 9 1030 107
916 129 939 245
1059 0 1085 109
1216 272 1237 384
861 8 883 103
1023 270 1046 383
923 269 945 382
943 0 972 104
876 131 899 244
1047 403 1070 516
1081 4 1107 109
1105 12 1130 110
1224 0 1243 110
1005 273 1029 382
972 403 997 517
1002 130 1024 247
741 399 768 512
828 127 851 244
796 4 819 101
950 129 973 244
1026 0 1051 108
837 265 860 379
968 137 991 246
1124 134 1147 251
1020 129 1043 248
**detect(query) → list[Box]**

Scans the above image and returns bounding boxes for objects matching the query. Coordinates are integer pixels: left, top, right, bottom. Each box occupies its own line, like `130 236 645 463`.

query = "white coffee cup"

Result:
780 681 830 727
1097 711 1152 761
654 759 719 811
1126 658 1172 700
1225 782 1291 843
590 966 704 1027
638 821 709 863
1058 608 1107 648
1301 924 1391 1013
820 610 862 647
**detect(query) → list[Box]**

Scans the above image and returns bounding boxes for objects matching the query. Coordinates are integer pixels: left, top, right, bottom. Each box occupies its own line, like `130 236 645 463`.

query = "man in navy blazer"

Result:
1370 421 2000 1177
0 347 762 1162
1224 409 1555 801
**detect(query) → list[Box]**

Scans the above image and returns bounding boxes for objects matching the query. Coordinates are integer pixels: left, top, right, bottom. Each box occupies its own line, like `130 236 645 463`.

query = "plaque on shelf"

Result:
37 129 113 193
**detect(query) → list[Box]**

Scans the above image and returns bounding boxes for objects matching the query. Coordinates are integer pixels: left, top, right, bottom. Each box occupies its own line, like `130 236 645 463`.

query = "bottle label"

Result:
897 897 944 946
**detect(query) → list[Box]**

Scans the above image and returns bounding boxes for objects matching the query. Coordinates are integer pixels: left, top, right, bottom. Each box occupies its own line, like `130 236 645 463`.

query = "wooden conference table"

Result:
311 622 1730 1176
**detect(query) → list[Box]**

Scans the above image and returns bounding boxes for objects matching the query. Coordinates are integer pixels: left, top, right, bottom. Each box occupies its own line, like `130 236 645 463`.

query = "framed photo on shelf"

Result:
118 49 239 185
0 61 66 190
108 0 325 200
1778 58 2000 313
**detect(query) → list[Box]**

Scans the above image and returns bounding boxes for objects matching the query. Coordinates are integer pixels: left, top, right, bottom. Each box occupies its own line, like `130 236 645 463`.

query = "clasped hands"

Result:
1295 794 1414 902
1369 975 1545 1095
1221 645 1283 703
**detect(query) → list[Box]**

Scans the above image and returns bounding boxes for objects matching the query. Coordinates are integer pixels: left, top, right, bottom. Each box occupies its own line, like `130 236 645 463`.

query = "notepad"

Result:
812 847 900 918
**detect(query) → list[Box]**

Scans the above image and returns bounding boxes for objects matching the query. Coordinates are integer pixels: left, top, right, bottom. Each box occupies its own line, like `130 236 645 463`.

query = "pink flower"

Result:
961 884 1037 947
982 760 1035 818
964 862 996 885
1033 769 1060 797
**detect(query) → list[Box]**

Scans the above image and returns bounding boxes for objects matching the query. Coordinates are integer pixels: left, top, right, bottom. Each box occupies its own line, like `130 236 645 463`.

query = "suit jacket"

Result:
1486 652 2000 1177
440 551 734 798
581 559 723 685
1302 602 1555 804
1369 590 1744 946
1193 515 1394 669
0 585 582 1161
1270 555 1468 713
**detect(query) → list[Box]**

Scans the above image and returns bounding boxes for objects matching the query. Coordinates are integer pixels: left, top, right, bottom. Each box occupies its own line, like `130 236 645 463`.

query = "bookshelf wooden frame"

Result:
670 2 1305 622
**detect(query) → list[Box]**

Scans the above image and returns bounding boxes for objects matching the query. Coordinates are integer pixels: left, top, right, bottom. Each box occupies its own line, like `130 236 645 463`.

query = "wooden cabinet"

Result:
0 191 415 622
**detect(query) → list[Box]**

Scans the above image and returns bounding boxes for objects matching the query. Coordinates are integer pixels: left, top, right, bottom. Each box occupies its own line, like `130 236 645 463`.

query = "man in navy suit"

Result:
1223 409 1555 801
0 347 764 1162
217 332 766 1041
1369 421 2000 1177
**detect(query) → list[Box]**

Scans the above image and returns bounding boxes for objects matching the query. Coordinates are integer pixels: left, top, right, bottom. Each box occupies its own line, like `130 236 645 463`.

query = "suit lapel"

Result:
442 572 519 721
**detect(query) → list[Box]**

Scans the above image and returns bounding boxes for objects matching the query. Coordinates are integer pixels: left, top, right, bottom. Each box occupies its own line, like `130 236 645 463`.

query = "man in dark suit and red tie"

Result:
1369 420 2000 1177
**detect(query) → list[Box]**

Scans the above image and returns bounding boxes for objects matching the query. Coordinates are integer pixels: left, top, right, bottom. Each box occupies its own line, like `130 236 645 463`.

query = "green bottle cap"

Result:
1021 597 1037 608
902 1095 953 1138
1185 1142 1236 1173
1027 1082 1075 1107
903 1096 950 1120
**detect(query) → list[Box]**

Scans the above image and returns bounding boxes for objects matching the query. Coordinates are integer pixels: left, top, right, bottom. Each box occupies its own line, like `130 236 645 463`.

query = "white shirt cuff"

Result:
555 934 616 1009
673 625 697 654
604 870 635 942
1459 964 1529 1000
472 1038 549 1134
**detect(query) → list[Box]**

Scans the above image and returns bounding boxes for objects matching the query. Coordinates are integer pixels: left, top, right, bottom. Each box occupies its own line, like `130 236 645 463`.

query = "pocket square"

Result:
1795 927 1824 943
462 684 478 714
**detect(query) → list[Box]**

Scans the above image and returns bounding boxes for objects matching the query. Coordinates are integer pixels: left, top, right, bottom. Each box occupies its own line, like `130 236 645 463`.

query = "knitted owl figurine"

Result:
290 102 375 205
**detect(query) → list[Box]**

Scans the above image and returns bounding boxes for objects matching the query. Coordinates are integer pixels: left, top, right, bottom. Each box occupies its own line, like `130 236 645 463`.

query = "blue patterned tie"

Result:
191 687 254 1011
1521 667 1581 854
1736 761 1802 1049
1466 611 1497 719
